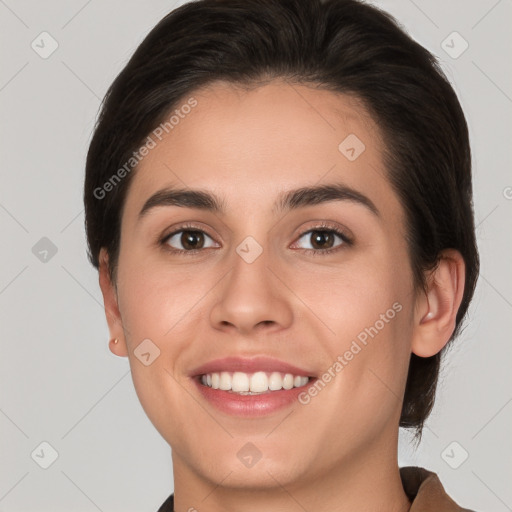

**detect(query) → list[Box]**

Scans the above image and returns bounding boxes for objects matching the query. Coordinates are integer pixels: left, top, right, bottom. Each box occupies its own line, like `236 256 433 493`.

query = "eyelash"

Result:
159 222 353 256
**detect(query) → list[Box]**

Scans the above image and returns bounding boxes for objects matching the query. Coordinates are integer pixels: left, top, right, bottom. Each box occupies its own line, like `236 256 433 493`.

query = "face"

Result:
104 80 418 490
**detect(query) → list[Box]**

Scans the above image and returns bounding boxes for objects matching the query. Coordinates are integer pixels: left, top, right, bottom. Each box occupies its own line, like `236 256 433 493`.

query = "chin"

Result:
198 456 306 490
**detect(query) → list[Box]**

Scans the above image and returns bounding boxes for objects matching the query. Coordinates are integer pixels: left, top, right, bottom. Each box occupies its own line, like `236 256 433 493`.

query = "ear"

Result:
411 249 466 358
98 248 128 357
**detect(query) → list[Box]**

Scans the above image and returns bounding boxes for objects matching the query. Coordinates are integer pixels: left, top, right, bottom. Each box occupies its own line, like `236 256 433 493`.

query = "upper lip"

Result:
190 356 315 377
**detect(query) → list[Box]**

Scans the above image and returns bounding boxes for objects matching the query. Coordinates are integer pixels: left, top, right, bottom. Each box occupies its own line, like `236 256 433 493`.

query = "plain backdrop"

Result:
1 0 511 510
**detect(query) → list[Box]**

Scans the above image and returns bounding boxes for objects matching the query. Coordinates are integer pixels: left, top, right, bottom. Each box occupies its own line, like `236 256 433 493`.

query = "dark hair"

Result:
84 0 479 442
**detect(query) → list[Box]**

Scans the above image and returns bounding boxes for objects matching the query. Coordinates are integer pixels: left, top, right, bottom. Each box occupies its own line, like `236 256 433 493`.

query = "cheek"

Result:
298 281 413 452
115 259 207 440
286 238 414 407
116 255 201 344
291 244 411 345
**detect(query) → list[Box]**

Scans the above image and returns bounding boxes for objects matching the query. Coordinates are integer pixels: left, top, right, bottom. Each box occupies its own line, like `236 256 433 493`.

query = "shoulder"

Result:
400 466 477 512
156 493 174 512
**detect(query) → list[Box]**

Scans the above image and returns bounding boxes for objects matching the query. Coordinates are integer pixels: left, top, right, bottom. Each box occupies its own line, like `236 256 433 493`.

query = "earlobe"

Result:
411 249 466 358
98 248 128 357
108 336 127 357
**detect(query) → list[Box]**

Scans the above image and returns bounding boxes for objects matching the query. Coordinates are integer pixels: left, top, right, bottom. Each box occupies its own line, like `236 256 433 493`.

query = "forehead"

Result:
122 79 400 224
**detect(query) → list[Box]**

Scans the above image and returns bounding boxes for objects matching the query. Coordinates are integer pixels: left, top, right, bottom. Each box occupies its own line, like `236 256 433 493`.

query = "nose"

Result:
209 244 294 336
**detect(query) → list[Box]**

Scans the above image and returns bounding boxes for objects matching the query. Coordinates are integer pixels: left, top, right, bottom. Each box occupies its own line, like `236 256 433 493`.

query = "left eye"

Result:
294 229 348 251
164 230 217 251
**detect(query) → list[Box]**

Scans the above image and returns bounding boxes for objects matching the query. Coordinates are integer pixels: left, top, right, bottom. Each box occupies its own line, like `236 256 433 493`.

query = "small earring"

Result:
111 338 119 344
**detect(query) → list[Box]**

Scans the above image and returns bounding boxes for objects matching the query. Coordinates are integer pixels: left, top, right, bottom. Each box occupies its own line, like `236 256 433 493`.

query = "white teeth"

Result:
200 371 310 393
250 371 268 392
232 372 250 392
219 372 231 390
282 373 294 390
269 371 283 391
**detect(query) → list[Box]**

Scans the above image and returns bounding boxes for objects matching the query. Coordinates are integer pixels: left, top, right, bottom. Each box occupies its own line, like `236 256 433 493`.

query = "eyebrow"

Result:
138 183 380 221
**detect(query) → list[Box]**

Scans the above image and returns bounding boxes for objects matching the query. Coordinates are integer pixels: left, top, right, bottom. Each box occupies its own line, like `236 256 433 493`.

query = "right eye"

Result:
162 227 219 254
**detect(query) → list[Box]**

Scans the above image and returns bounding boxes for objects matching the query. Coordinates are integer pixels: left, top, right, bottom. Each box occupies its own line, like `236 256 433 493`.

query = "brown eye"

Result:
181 231 204 250
308 230 336 250
294 228 350 253
164 229 216 252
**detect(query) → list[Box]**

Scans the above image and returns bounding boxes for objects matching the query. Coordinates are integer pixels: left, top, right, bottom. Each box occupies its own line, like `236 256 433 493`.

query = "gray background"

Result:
0 0 511 510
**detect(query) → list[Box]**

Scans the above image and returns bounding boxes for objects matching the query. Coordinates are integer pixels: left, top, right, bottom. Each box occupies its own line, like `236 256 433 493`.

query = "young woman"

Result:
84 0 479 510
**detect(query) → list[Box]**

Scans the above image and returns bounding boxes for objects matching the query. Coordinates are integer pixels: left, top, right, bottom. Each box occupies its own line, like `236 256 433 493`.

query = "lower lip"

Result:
194 378 315 417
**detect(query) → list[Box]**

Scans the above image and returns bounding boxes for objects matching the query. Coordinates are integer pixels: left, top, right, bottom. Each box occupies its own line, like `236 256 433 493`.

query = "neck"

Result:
171 430 411 512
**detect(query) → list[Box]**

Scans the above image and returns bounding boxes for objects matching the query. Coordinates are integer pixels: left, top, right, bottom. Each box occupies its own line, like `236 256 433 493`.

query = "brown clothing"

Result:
400 466 476 511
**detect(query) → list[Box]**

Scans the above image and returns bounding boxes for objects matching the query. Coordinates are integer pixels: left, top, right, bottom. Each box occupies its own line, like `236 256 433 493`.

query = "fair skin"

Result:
98 80 465 512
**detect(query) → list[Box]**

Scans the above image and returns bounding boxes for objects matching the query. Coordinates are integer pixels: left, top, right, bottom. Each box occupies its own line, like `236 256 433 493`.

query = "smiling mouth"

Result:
199 371 311 394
